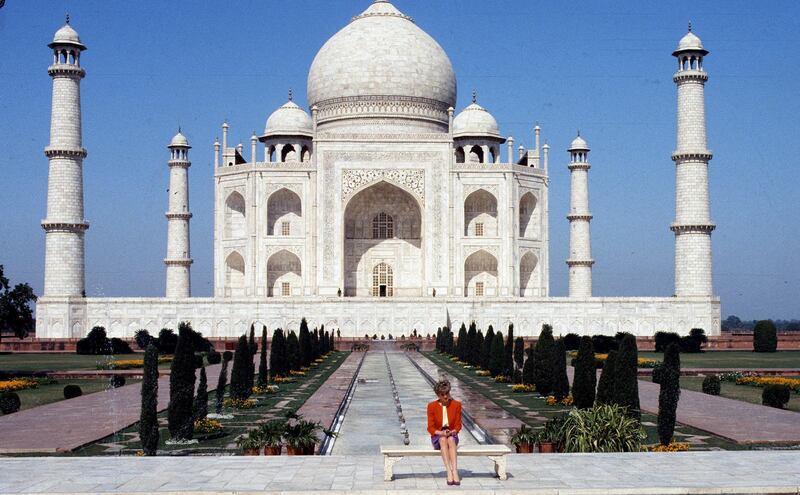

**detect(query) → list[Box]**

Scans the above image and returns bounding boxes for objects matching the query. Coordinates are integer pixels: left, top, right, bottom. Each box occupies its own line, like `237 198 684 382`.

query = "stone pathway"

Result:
0 451 798 493
0 362 224 453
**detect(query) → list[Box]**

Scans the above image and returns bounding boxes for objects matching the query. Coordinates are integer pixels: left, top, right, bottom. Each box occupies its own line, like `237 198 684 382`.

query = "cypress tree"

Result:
657 343 681 445
299 318 311 366
246 325 257 392
215 352 231 414
286 330 300 371
551 337 570 400
467 322 478 366
436 328 442 352
139 343 159 456
447 328 455 355
533 324 555 396
230 335 251 400
311 328 320 360
320 325 327 354
457 323 467 361
513 336 525 382
482 326 495 370
504 323 515 377
258 326 268 387
753 320 778 352
193 364 208 421
248 324 257 355
522 344 535 385
613 334 641 420
168 322 196 440
489 331 505 377
596 349 617 405
572 336 597 409
475 330 484 368
269 329 287 378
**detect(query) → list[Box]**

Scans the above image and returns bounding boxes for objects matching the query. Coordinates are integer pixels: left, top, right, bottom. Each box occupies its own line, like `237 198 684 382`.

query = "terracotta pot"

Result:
537 441 556 453
305 444 316 455
515 443 533 454
263 446 282 456
243 448 261 456
286 446 303 456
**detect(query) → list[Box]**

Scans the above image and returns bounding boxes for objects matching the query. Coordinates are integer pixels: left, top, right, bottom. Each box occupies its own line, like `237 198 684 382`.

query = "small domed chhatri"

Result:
569 133 589 151
263 93 313 138
169 130 190 148
49 16 85 49
673 22 708 56
452 96 502 139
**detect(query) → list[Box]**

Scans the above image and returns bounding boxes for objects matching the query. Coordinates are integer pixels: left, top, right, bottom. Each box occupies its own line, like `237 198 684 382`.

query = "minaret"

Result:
165 130 193 298
42 18 89 298
671 24 714 297
566 133 593 298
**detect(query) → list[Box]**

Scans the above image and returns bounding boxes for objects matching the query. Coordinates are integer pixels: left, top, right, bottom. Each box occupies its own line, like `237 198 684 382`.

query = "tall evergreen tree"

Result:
533 324 555 396
457 323 467 361
286 330 300 371
230 335 252 400
215 352 231 414
299 318 311 367
522 344 535 385
311 328 320 360
436 328 442 352
504 323 515 377
551 337 570 400
572 336 597 408
258 326 268 386
489 331 505 377
475 330 484 369
613 334 641 419
482 326 495 370
320 325 327 354
139 343 159 455
246 325 257 392
168 322 196 440
657 343 681 445
595 350 617 405
269 329 287 378
248 324 257 355
193 364 208 420
446 327 455 355
467 322 478 366
513 336 525 382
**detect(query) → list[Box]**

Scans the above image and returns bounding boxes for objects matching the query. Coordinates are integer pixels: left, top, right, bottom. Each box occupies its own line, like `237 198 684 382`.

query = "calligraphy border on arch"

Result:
341 168 425 205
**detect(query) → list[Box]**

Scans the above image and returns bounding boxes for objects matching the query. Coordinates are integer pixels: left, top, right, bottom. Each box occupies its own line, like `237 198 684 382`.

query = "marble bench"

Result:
381 444 512 481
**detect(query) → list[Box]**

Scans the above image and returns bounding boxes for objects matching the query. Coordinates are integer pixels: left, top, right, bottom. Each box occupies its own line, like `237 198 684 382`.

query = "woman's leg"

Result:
438 440 453 481
446 436 459 482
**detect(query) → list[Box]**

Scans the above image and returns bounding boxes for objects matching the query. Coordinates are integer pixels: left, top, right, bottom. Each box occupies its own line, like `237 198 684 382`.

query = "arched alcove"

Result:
225 251 245 293
267 188 302 236
519 192 538 238
464 189 498 236
267 250 302 297
464 249 498 296
224 192 246 239
520 251 538 296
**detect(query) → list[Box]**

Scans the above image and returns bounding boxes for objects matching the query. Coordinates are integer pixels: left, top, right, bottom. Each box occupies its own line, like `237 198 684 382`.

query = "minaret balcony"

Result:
670 223 716 233
47 64 85 78
41 220 89 232
671 151 713 162
567 213 593 221
673 70 708 83
44 147 87 158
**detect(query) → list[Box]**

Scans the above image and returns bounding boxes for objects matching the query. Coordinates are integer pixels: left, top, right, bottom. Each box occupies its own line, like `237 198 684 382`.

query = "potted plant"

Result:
537 416 566 453
284 419 320 455
236 430 263 456
258 420 286 455
510 424 536 453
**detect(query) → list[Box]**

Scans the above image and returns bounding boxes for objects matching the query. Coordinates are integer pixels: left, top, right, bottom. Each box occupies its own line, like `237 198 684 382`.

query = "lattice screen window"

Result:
372 212 394 239
281 221 290 236
475 281 485 296
281 282 291 296
371 263 394 297
475 222 484 237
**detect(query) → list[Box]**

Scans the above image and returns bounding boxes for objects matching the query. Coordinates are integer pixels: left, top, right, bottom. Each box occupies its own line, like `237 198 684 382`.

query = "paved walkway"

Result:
0 362 225 453
0 451 798 493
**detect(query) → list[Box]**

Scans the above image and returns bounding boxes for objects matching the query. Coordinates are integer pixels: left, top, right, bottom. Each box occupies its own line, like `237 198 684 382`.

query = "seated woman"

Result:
427 379 462 485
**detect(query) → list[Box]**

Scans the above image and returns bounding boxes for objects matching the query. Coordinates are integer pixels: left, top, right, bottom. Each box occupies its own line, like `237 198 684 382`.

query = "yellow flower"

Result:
650 442 689 452
222 398 257 409
736 376 800 392
289 370 307 376
0 379 38 393
511 384 535 393
252 384 279 394
193 418 224 433
476 370 491 376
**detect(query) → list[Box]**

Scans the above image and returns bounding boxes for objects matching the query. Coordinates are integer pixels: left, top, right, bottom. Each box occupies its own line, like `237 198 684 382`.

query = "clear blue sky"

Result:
0 0 798 320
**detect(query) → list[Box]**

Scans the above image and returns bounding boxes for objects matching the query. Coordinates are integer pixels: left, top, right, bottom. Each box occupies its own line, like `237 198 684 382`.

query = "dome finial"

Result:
178 125 182 133
288 88 293 101
472 89 477 104
577 129 581 137
688 20 692 32
66 13 70 25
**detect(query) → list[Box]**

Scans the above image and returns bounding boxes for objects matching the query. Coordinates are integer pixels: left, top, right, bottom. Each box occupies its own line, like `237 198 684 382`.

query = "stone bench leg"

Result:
384 455 403 481
488 454 507 480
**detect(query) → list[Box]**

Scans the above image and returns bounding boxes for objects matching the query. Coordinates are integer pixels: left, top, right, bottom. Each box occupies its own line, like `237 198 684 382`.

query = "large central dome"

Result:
307 0 457 128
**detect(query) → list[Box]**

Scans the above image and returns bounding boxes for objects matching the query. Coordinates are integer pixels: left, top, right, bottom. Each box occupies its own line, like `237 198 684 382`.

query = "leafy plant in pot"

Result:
284 418 321 455
236 430 263 456
510 424 536 453
257 419 286 455
537 416 566 453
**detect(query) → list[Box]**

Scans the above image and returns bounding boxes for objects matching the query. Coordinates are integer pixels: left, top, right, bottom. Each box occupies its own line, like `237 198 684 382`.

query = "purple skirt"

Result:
431 429 459 450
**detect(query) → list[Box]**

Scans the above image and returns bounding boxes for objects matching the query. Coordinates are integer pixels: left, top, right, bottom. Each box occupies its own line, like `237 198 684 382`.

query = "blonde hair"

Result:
434 379 451 396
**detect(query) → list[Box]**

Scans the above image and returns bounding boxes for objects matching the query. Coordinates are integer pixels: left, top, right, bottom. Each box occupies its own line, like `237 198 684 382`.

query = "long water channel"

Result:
331 349 477 454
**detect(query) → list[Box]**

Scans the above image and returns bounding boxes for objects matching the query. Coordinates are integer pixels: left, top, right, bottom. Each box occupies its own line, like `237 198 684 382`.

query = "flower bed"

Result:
511 384 535 393
97 356 173 370
476 370 491 377
252 384 279 394
494 375 511 383
545 395 574 406
736 376 800 393
0 378 38 393
650 442 690 452
194 418 224 434
223 398 257 409
568 352 659 368
289 370 307 376
272 376 296 384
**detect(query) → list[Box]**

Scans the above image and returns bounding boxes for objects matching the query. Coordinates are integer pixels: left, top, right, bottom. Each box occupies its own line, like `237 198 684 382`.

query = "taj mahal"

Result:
36 1 720 339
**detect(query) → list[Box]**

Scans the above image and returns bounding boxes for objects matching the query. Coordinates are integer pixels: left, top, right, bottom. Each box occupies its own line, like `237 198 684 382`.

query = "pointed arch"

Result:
468 145 484 163
464 249 498 296
225 192 246 238
520 251 539 296
464 188 498 236
519 192 538 238
267 249 301 297
225 251 245 292
455 147 465 163
267 188 302 236
281 144 297 162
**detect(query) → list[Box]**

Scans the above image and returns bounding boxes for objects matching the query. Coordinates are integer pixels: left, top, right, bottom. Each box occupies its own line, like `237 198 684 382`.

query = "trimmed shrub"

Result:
475 331 484 368
258 326 268 387
572 336 596 409
489 331 505 377
134 329 154 350
63 384 83 399
657 343 681 446
613 335 640 420
193 364 208 421
482 326 495 370
504 324 515 378
533 324 555 397
168 322 197 440
286 331 300 371
564 333 581 351
215 354 230 414
193 354 204 369
223 351 233 362
702 375 721 395
680 328 707 353
561 404 646 453
110 375 126 388
552 338 570 400
457 323 467 362
753 320 778 353
654 331 680 352
139 343 160 455
591 335 618 354
0 392 21 414
269 329 287 378
513 336 525 382
762 384 790 409
77 326 133 355
467 322 478 366
299 319 311 368
207 349 221 365
522 344 534 385
158 328 178 355
111 338 132 354
247 326 257 392
230 335 252 400
595 350 617 405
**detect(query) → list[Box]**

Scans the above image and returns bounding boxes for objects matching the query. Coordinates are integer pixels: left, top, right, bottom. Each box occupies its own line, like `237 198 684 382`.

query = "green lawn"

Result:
424 351 766 451
15 379 141 411
680 376 800 413
73 351 351 456
0 353 172 372
639 351 800 369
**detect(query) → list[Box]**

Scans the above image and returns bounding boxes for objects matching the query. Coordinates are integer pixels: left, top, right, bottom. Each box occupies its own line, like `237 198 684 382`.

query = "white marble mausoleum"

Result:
36 2 720 339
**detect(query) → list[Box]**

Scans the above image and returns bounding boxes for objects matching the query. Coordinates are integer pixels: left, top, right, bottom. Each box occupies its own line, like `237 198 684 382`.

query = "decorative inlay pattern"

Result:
342 168 425 204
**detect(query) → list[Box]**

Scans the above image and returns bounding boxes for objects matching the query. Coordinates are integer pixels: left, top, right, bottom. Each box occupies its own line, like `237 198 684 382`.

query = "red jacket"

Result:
427 399 462 435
